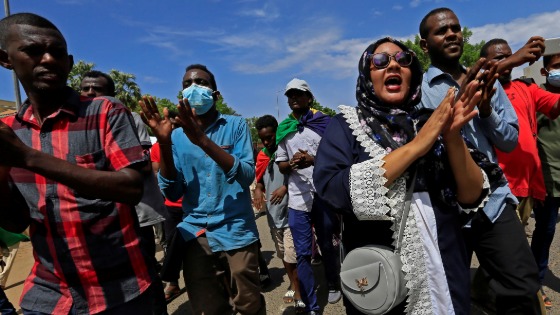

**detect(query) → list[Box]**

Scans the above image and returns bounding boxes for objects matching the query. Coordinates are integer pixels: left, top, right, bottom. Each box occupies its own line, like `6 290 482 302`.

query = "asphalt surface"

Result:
4 215 560 314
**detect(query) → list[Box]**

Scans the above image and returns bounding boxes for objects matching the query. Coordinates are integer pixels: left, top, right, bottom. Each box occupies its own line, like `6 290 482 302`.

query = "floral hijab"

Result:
355 37 424 152
354 37 506 208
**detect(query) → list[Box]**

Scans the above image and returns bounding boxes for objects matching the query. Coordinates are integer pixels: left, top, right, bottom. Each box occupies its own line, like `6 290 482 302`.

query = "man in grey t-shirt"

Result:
253 115 301 306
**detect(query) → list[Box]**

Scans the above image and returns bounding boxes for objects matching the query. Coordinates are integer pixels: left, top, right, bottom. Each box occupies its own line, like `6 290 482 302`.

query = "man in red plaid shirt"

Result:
0 13 157 314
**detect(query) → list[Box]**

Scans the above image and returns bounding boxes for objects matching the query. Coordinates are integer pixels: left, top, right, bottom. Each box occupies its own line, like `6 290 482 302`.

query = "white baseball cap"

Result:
285 78 313 97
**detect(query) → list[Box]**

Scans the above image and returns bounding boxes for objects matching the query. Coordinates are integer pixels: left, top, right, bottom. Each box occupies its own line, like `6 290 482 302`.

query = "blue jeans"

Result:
531 196 560 283
289 208 319 312
0 287 16 315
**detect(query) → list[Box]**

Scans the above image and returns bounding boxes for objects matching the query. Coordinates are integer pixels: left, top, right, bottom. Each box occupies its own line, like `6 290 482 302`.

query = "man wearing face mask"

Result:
480 39 560 310
480 38 560 227
532 51 560 309
139 64 265 315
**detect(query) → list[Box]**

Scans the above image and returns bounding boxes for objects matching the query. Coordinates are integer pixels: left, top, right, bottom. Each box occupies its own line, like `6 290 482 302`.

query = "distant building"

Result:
522 60 546 86
0 99 17 118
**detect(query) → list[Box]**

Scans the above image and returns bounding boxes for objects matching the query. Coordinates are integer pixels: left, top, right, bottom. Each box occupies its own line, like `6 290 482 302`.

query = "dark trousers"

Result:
139 225 167 315
531 196 560 284
464 204 541 315
343 295 406 315
162 206 184 285
0 287 16 315
163 206 183 247
182 236 264 315
311 196 341 288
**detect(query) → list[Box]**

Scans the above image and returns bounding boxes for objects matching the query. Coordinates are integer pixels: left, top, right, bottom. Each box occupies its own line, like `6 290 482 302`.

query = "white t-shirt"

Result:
276 127 322 211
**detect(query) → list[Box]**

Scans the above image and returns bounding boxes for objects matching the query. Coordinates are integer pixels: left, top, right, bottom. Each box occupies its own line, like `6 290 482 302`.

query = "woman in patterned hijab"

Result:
313 37 506 314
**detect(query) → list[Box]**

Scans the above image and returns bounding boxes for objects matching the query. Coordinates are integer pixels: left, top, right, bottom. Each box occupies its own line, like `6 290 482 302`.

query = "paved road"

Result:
4 215 560 314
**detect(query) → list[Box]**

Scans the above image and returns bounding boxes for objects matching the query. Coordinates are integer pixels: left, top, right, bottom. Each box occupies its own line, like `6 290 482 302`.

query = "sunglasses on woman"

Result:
369 51 414 69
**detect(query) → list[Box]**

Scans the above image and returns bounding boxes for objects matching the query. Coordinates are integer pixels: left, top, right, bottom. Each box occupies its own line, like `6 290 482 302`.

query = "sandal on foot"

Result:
283 289 295 303
541 288 552 309
294 299 306 313
164 284 181 302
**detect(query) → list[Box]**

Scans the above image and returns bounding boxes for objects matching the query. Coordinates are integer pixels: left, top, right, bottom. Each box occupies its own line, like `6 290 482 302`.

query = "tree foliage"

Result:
460 28 486 70
109 69 142 110
142 94 176 116
245 116 260 146
68 60 95 91
216 98 238 116
311 100 337 117
403 27 486 71
68 60 142 110
176 89 239 116
403 35 431 72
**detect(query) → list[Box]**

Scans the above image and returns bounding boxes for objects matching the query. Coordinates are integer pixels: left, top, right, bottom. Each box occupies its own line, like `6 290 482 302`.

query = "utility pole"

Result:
275 89 284 119
4 0 22 110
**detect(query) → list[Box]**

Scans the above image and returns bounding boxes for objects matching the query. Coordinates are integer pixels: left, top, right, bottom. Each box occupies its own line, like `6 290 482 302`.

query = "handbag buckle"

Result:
355 277 368 291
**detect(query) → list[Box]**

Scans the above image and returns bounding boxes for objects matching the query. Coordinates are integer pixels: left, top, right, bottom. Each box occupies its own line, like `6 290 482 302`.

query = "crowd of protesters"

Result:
0 7 559 315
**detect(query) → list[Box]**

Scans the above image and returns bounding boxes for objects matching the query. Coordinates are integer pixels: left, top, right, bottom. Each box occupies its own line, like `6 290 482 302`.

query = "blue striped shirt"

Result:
419 65 519 223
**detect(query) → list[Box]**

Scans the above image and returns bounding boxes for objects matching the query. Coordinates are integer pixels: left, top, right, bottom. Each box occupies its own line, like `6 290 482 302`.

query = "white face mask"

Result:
546 69 560 87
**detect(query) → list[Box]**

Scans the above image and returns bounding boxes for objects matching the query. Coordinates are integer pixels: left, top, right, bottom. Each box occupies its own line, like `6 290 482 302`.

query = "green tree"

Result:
245 116 260 146
403 35 431 72
460 28 486 69
176 90 239 115
68 60 95 91
110 69 142 110
68 60 143 110
403 27 485 71
216 98 238 116
312 100 336 117
142 94 176 116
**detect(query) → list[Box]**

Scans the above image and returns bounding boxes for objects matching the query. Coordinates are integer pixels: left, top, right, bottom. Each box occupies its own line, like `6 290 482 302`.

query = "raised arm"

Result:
442 81 485 204
175 98 235 173
383 87 458 186
139 96 176 181
496 36 545 74
479 81 519 152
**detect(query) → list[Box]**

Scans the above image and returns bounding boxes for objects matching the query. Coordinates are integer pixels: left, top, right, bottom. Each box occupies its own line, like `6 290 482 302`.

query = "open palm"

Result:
138 96 173 143
443 81 481 139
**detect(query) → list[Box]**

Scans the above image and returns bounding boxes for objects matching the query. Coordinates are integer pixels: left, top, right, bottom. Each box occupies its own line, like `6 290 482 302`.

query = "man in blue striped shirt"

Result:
417 7 542 314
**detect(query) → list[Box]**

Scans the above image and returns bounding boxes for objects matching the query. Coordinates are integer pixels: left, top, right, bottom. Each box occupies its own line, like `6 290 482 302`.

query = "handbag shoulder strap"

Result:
395 171 416 255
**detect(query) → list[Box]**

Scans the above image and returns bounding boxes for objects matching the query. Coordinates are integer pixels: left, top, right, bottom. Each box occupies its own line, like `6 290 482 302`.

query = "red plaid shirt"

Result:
2 89 153 314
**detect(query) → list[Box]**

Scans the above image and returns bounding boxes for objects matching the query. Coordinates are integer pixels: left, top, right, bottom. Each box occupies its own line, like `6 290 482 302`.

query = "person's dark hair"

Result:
82 70 116 96
542 54 560 69
357 37 423 110
480 38 508 58
419 7 454 39
255 115 278 131
185 64 217 91
0 13 63 49
167 109 178 119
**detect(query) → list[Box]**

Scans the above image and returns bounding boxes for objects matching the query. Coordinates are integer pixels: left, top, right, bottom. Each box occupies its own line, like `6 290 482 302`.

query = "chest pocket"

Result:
72 149 108 171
